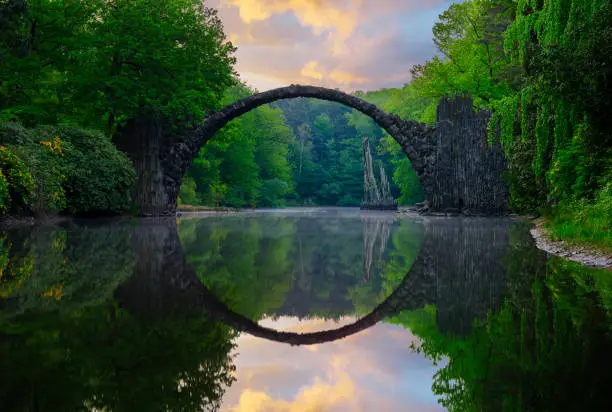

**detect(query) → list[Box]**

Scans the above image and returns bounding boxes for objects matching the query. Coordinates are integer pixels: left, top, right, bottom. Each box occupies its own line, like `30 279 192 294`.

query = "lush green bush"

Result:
1 122 67 214
0 122 135 216
0 171 9 213
258 178 289 207
504 138 546 214
51 126 135 215
178 176 199 206
0 144 34 214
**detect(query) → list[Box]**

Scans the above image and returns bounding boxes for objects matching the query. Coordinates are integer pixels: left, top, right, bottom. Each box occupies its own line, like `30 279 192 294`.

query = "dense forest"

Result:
0 0 610 246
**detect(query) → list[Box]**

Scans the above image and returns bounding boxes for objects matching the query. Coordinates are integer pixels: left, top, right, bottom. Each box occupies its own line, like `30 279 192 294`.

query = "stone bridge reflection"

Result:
116 216 513 345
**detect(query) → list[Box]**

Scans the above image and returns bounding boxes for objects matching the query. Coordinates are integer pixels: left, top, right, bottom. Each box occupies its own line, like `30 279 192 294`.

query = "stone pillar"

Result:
431 95 509 215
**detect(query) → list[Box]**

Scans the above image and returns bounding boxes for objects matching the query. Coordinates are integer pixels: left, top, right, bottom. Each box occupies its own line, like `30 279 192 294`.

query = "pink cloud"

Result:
210 0 452 91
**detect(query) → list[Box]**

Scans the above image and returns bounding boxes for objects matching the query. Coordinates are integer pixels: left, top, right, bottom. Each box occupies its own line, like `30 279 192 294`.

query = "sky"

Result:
222 316 445 412
209 0 455 92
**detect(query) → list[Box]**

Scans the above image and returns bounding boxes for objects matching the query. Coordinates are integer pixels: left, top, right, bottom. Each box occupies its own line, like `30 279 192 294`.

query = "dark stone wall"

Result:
430 95 509 215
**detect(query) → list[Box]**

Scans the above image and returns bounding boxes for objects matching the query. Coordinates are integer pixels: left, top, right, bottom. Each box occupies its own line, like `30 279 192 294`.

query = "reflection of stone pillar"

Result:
361 216 393 282
115 219 202 320
426 219 512 335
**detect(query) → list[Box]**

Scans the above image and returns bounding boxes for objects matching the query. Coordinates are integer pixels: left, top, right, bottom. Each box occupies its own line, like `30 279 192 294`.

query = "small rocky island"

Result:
361 136 398 210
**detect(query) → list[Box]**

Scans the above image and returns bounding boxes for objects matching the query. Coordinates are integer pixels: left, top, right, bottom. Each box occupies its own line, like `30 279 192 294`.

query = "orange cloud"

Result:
300 61 324 80
299 62 369 86
222 0 358 37
329 69 368 85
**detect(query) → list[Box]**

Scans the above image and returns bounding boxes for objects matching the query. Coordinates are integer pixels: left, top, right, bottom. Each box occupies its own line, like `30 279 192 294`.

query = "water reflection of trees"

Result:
0 221 236 412
179 214 423 320
393 223 612 411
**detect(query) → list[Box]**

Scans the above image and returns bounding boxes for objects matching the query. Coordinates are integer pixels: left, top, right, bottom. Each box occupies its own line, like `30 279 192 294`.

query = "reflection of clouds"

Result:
210 0 452 91
233 365 355 412
223 317 444 411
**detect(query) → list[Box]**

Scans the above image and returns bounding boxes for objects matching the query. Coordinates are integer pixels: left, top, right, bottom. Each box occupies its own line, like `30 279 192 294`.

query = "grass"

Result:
545 183 612 250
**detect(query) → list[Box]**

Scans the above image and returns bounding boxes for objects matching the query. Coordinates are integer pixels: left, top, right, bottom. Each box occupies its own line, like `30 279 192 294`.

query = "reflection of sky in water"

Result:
223 316 444 411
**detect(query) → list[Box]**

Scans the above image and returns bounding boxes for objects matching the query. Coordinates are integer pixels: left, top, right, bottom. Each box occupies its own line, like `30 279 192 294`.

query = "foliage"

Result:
184 83 295 208
0 144 34 214
178 176 199 206
1 0 237 216
0 0 236 130
494 0 612 210
0 171 8 213
503 136 546 213
547 182 612 249
0 122 135 216
277 97 400 206
55 126 135 215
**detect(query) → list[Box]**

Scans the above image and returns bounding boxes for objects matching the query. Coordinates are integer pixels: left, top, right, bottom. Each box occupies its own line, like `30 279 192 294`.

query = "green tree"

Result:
0 0 237 214
181 83 296 208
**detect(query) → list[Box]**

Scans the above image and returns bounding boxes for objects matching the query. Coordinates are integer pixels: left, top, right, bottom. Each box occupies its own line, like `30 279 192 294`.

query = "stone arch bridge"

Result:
151 85 508 216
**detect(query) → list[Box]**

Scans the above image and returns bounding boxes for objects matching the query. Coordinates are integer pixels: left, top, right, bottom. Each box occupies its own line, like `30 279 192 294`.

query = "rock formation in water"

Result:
361 136 398 210
362 135 381 206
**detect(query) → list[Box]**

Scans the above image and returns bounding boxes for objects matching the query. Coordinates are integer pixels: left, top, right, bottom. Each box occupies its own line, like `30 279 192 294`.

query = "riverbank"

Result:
177 205 238 213
530 219 612 269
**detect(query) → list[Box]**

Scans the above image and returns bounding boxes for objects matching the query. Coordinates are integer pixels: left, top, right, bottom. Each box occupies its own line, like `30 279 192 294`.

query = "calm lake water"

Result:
1 208 611 411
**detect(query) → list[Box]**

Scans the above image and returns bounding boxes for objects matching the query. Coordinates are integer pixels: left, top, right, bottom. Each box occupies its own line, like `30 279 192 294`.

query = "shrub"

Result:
178 176 199 206
258 178 289 207
30 134 66 214
1 123 66 215
0 122 135 216
504 137 546 214
0 171 9 213
0 145 35 214
50 126 135 215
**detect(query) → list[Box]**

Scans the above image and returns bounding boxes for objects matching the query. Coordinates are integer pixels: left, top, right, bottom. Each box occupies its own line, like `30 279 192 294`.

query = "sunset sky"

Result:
209 0 455 92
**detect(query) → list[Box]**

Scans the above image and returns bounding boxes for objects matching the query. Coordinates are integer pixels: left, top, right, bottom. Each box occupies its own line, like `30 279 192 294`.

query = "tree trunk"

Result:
115 114 175 216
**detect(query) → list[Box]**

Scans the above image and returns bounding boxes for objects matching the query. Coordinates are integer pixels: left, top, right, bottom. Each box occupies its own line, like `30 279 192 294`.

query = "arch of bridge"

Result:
163 85 437 204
